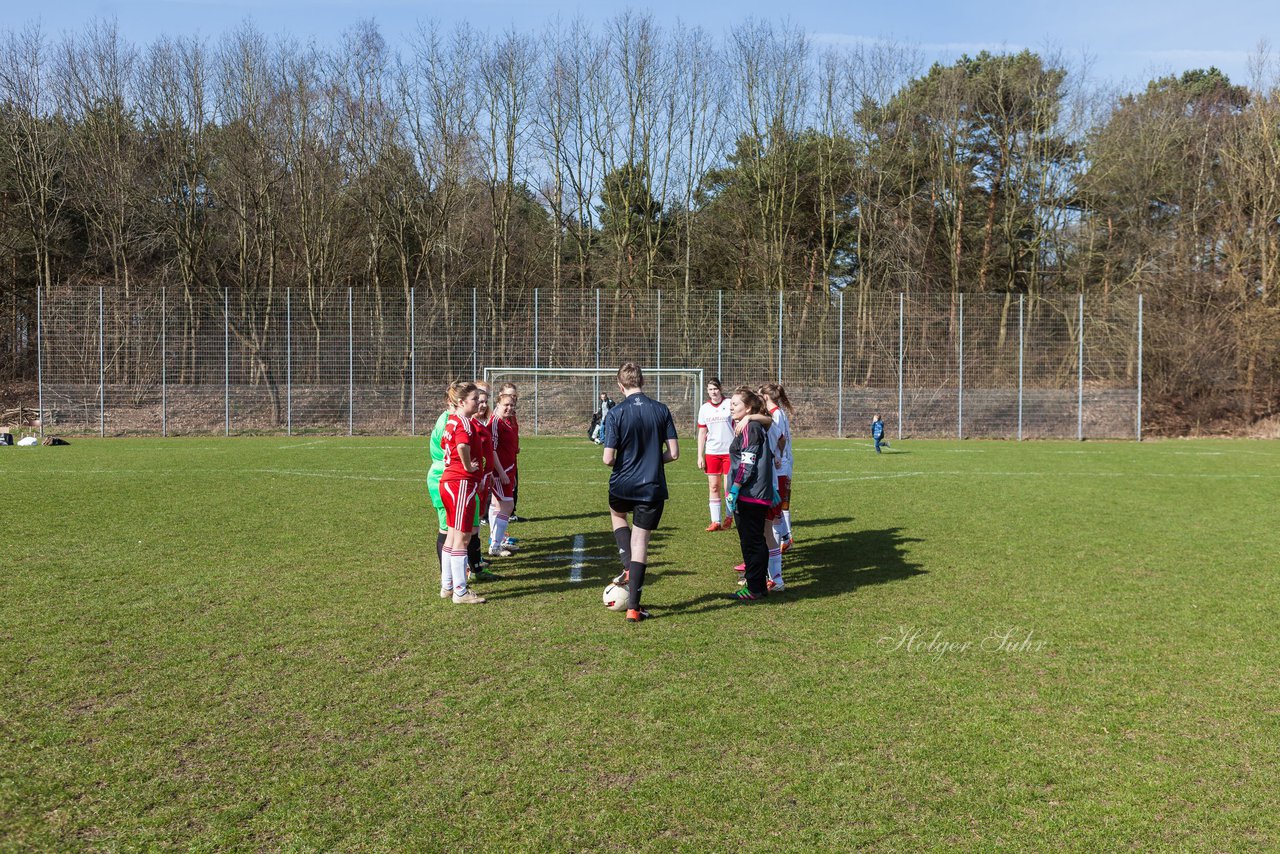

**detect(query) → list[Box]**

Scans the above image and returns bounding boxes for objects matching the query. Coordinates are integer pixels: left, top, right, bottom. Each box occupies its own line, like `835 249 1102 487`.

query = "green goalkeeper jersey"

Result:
427 410 449 502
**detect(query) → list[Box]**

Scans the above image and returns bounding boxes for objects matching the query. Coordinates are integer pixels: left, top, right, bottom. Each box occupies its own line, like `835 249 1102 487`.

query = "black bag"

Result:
0 433 12 446
41 436 69 446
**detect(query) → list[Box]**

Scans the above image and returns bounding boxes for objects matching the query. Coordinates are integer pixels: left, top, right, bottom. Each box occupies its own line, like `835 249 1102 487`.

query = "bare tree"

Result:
0 23 67 297
725 20 810 296
670 22 726 296
477 28 536 302
399 22 479 297
210 22 291 420
136 34 215 381
57 19 141 297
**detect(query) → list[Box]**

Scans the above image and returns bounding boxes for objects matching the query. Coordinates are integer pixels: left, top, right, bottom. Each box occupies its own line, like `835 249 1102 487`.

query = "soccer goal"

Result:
481 366 704 436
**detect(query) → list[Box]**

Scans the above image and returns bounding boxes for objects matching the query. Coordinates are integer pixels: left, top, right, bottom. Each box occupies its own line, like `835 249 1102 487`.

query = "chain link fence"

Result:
30 286 1141 439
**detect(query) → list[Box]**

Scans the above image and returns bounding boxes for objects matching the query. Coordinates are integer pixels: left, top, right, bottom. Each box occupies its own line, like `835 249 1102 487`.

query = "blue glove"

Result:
726 484 739 516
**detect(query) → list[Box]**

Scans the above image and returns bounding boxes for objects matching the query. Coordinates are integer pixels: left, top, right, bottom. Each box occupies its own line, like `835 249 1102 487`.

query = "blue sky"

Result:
9 0 1276 90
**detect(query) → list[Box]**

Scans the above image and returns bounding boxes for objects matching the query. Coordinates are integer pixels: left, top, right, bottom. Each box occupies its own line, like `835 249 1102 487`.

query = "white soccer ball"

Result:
602 583 629 612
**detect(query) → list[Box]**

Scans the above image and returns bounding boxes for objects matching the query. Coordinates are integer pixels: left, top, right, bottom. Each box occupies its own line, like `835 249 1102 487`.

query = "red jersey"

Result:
494 416 519 471
474 417 497 476
441 414 483 480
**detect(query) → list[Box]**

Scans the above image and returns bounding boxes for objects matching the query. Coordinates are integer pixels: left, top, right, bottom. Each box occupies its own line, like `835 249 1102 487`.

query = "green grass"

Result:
3 436 1279 851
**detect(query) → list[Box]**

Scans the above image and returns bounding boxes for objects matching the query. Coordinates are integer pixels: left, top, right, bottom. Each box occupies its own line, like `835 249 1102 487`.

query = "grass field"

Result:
3 435 1279 851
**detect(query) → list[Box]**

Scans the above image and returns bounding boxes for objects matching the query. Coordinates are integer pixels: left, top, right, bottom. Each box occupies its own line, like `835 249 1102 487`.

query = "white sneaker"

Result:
489 546 514 557
439 588 451 599
452 589 486 604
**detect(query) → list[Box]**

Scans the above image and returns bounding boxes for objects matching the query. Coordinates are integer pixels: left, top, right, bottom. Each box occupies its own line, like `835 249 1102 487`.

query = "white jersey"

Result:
697 398 734 455
767 406 793 477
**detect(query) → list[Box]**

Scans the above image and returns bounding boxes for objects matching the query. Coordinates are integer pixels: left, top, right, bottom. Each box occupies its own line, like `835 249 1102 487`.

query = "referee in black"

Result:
601 362 679 622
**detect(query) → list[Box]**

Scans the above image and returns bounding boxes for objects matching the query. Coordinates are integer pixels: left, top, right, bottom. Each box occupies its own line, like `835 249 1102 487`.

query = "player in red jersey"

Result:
439 382 487 604
498 382 525 522
488 392 520 556
466 382 506 580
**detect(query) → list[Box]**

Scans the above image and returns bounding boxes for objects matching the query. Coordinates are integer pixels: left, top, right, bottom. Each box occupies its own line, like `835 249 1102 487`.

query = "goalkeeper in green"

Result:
427 386 458 575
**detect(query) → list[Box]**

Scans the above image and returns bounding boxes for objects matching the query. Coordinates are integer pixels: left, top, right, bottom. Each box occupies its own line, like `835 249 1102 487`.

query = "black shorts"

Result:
609 494 665 530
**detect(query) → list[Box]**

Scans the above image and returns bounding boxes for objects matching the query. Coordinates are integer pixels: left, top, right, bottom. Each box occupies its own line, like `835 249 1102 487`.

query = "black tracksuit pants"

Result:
735 500 770 596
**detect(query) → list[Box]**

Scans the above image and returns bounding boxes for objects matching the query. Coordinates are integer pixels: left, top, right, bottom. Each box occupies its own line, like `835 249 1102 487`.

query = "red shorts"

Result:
704 454 730 476
492 466 516 502
440 477 479 533
767 475 791 521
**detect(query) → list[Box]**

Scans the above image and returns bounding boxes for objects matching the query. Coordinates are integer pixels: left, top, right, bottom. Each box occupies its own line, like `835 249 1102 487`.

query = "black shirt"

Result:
602 392 678 502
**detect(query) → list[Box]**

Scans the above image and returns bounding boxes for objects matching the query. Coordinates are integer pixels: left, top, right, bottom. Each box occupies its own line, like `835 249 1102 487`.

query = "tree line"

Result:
0 16 1276 431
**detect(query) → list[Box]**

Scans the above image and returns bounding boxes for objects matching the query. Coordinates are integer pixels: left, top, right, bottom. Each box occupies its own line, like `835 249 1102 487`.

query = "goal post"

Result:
482 366 704 436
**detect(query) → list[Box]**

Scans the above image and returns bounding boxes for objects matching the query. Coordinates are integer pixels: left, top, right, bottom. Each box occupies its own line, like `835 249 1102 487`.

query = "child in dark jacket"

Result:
872 414 889 453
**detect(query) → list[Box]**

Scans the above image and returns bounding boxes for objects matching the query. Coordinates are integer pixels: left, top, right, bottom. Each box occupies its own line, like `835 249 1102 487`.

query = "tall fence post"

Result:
286 287 292 437
594 288 601 403
957 292 964 440
410 287 416 437
1017 294 1024 441
36 285 43 438
717 290 723 381
348 286 354 437
656 289 662 400
777 290 783 381
99 286 105 437
1137 293 1144 441
471 287 478 380
836 290 844 437
223 287 230 436
897 292 904 441
534 287 540 435
1077 293 1084 441
161 287 167 438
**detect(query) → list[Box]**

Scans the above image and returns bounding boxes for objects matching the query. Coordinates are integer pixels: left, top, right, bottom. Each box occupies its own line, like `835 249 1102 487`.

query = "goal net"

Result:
481 366 704 436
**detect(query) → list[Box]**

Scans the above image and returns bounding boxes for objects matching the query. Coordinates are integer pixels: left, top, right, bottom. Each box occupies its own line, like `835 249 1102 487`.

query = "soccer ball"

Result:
602 583 629 612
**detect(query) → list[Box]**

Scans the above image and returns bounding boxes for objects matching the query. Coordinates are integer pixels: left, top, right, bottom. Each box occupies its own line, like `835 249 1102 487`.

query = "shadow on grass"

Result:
657 527 926 618
471 525 924 615
841 441 911 456
480 529 689 602
511 510 603 524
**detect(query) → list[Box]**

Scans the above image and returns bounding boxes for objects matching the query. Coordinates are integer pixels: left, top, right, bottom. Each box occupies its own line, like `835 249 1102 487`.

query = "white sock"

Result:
488 504 498 531
450 550 469 593
768 547 783 584
709 501 722 525
782 511 792 538
491 514 510 550
441 548 454 592
773 520 790 542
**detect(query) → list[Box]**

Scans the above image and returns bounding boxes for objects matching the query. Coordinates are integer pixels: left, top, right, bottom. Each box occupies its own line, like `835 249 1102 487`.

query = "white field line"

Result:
278 444 415 450
20 467 1280 483
248 468 422 482
570 534 584 583
278 440 327 450
525 470 1280 484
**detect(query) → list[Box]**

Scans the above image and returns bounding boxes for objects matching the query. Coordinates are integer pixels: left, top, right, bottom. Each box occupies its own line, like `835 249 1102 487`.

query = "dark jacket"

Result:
729 420 777 505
